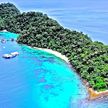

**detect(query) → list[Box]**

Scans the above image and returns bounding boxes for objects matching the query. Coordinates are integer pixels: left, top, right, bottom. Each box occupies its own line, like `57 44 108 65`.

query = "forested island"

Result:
0 3 108 92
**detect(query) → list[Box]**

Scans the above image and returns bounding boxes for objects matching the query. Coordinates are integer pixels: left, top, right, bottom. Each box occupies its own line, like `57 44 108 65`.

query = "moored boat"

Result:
2 52 19 59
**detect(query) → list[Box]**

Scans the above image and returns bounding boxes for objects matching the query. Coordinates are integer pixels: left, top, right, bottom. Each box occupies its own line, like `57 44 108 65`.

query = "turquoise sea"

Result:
0 32 108 108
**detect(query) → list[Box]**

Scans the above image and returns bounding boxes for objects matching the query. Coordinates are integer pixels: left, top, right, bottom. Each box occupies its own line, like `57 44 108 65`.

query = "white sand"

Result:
1 30 8 32
34 47 69 63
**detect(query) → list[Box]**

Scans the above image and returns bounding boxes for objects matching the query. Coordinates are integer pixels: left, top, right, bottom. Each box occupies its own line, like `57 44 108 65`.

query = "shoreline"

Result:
34 47 108 100
0 30 8 32
88 87 108 100
34 47 69 63
1 31 107 100
83 80 108 100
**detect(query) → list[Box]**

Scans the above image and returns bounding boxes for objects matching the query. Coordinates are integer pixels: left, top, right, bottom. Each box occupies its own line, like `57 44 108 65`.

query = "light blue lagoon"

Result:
0 32 108 108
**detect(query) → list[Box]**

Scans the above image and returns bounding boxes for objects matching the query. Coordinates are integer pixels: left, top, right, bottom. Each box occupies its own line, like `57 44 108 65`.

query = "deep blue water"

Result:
1 0 108 44
0 32 108 108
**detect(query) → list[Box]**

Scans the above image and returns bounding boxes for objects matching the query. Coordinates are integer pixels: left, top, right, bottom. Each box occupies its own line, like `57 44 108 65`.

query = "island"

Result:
0 3 108 99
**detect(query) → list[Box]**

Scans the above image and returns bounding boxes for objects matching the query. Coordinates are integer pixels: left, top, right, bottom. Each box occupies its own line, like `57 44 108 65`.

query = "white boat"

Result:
11 52 19 56
2 52 19 59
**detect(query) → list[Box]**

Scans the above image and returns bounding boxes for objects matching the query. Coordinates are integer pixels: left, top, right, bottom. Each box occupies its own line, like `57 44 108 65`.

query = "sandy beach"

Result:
34 47 69 63
88 88 108 100
20 45 108 100
35 47 108 100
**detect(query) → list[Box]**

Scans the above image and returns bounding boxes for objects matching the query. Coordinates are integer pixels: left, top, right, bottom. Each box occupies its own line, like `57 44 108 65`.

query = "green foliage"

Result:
0 3 20 18
0 3 20 30
0 17 5 30
0 3 108 91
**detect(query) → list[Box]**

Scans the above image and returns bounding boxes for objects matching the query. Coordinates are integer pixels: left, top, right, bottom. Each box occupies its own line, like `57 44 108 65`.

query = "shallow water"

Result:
0 32 108 108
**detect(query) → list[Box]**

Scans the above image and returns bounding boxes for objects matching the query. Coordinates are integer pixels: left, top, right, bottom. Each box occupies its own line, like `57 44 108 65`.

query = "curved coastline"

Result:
0 30 108 100
1 3 108 108
34 47 108 100
34 47 70 63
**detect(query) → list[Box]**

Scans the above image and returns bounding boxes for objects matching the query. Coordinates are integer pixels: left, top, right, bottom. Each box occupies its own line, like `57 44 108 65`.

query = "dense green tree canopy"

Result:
0 3 20 18
0 3 108 91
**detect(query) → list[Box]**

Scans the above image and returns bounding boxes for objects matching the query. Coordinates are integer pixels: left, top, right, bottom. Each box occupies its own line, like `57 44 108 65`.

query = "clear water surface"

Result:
0 32 108 108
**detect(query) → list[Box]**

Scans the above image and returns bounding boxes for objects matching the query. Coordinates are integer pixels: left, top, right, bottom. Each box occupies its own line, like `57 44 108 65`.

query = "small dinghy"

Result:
2 52 19 59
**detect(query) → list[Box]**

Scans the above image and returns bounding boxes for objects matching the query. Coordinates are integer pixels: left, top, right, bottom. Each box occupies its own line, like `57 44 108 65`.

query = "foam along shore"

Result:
34 47 69 63
88 88 108 100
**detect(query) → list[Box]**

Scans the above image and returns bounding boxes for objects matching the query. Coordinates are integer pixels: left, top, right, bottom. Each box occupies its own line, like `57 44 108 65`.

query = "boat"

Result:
2 52 19 59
